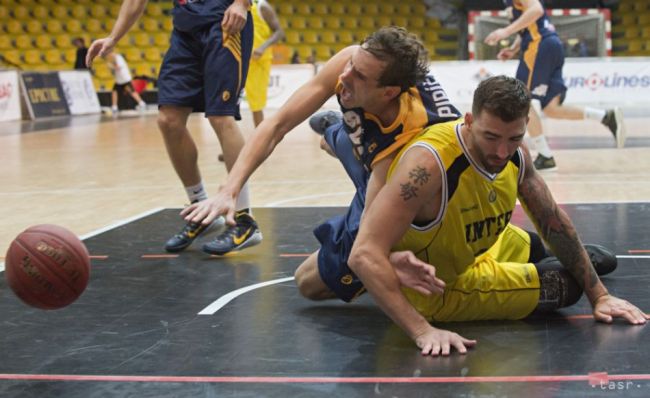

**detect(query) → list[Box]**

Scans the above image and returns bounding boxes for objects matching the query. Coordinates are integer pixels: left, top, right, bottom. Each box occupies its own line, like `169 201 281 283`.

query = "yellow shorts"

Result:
244 57 272 112
403 224 541 322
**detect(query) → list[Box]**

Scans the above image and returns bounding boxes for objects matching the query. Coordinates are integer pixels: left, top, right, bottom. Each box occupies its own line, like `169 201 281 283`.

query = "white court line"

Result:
198 276 295 315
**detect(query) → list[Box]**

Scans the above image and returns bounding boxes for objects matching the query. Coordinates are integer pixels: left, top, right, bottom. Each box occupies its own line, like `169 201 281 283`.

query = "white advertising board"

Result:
58 70 101 115
0 71 22 122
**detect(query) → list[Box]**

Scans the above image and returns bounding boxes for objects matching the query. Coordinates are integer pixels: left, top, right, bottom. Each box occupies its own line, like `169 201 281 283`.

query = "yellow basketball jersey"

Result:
251 0 272 62
389 120 525 284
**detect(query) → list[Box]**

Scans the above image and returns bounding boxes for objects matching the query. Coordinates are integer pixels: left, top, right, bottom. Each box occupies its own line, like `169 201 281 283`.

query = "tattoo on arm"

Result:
400 165 431 201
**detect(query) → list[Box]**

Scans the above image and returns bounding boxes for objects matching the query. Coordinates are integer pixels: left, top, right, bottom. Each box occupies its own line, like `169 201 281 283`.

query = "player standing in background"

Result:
485 0 626 171
87 0 261 255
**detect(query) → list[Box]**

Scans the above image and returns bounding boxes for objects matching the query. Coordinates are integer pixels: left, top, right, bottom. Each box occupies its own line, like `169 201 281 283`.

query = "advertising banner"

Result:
0 71 22 122
20 72 70 119
59 70 101 115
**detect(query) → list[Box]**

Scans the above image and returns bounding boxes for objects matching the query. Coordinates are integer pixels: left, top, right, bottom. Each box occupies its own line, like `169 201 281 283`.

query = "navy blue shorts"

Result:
158 18 253 118
314 122 369 302
516 34 567 109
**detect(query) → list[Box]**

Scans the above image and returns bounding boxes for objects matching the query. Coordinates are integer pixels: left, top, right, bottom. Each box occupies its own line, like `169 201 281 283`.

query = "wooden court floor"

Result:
1 110 649 396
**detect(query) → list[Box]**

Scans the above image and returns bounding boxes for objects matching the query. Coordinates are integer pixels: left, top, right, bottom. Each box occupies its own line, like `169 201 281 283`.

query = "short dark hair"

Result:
472 75 531 122
361 26 429 92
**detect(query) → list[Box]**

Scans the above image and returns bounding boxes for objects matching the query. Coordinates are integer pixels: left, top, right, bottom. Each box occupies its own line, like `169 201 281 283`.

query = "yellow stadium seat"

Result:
135 63 155 76
426 18 441 29
396 4 411 15
324 17 341 30
133 33 151 47
146 3 163 17
376 16 392 28
50 5 67 19
341 16 357 30
24 50 43 65
290 17 307 29
627 40 644 53
639 14 650 25
0 35 12 50
0 5 8 20
153 32 169 47
25 21 43 34
35 34 54 49
413 3 427 14
44 49 64 65
302 31 319 45
94 64 113 80
633 3 648 12
32 6 49 19
330 3 345 14
284 30 301 45
144 49 161 63
314 45 332 61
294 4 311 15
142 18 160 32
90 5 107 19
65 20 83 34
15 35 33 50
358 16 375 29
161 19 173 32
295 45 314 60
312 4 328 15
621 14 636 26
125 48 143 63
71 5 87 19
306 17 323 29
346 4 362 15
363 4 379 15
3 50 21 66
423 31 439 44
13 5 29 19
379 3 396 15
642 27 650 39
320 31 337 44
410 17 425 29
278 4 293 15
392 16 409 28
624 28 640 40
337 31 356 46
6 20 24 35
618 3 633 13
62 49 76 64
84 19 104 34
55 34 73 49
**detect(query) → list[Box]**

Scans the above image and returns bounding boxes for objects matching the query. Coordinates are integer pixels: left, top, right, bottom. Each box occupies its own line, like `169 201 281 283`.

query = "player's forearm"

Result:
260 29 285 52
349 246 432 341
110 0 148 43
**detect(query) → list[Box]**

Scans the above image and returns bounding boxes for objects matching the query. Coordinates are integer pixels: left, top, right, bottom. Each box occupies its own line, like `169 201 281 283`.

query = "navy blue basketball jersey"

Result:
335 74 461 171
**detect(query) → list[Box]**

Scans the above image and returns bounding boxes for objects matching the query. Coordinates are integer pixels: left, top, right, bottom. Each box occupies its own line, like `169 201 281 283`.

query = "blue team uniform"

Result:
506 0 567 108
315 75 462 302
158 0 253 118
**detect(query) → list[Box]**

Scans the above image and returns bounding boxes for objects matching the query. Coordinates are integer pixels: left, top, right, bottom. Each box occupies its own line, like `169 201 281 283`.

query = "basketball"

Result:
4 224 90 310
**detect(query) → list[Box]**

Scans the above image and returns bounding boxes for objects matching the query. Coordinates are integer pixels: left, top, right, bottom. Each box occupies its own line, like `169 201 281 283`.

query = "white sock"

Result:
185 182 208 203
584 107 606 121
532 135 553 158
236 183 251 213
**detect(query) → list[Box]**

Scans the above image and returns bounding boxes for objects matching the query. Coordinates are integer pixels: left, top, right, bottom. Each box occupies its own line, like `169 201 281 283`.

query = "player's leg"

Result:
157 28 217 252
124 82 147 110
111 86 119 114
245 57 271 127
200 17 261 255
294 251 338 300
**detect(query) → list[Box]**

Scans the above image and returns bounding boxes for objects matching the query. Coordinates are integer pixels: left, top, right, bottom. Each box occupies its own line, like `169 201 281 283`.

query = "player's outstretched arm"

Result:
484 0 543 46
517 145 647 325
349 146 476 354
86 0 148 67
181 46 358 226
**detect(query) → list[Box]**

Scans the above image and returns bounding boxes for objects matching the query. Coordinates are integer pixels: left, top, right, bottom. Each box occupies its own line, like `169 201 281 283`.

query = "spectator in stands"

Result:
72 38 89 70
290 50 300 64
102 51 147 114
484 0 626 171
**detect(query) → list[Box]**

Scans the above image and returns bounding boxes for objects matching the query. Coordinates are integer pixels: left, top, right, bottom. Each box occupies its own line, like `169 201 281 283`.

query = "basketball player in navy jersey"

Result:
484 0 625 171
87 0 262 255
182 27 462 291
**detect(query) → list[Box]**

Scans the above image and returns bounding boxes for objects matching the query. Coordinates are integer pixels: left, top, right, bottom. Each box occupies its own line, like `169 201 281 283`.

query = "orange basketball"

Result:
4 224 90 310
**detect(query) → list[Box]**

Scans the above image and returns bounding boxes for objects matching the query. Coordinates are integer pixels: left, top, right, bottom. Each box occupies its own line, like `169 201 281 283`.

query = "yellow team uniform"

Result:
244 0 273 112
389 120 541 322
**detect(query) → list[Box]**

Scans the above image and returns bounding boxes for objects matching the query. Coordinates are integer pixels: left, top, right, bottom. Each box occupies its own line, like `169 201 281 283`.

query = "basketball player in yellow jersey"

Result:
349 76 648 356
245 0 284 127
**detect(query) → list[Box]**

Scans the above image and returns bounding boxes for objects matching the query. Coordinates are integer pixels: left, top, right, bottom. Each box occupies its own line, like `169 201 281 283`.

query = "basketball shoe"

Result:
202 211 262 255
309 110 342 135
601 107 626 149
164 218 223 253
584 244 617 276
533 153 557 171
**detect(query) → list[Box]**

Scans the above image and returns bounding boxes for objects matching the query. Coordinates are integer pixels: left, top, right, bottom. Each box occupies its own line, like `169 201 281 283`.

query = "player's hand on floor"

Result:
86 37 115 67
415 326 477 356
390 251 445 296
181 193 237 226
593 294 649 325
